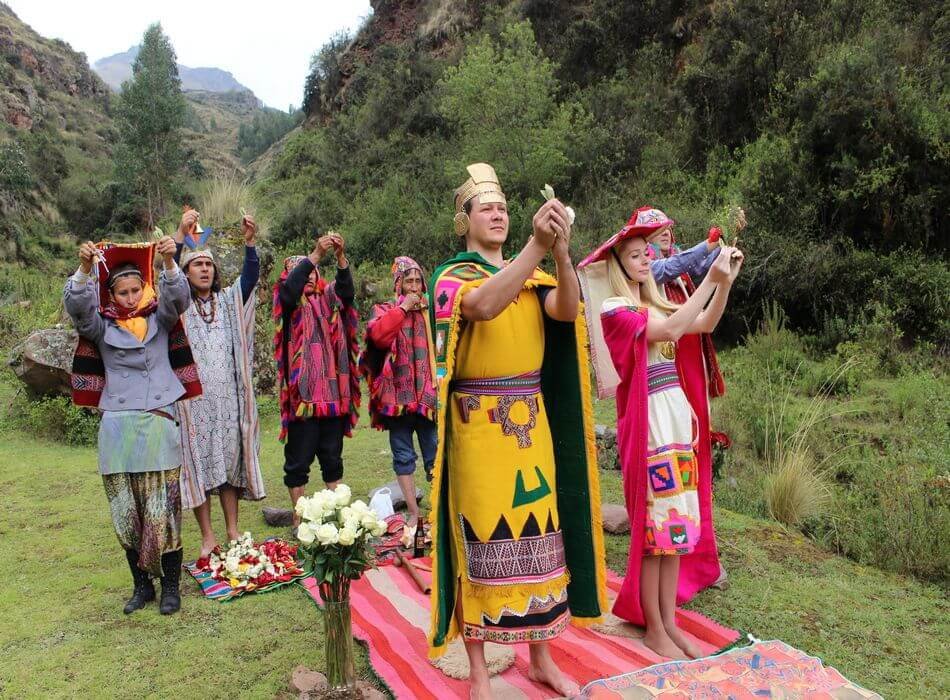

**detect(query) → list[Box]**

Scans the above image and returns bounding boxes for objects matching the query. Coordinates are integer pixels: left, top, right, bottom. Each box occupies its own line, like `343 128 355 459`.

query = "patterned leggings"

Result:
102 468 183 577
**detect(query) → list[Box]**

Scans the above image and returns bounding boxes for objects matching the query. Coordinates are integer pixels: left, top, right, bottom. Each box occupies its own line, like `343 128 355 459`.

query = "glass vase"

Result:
323 599 357 697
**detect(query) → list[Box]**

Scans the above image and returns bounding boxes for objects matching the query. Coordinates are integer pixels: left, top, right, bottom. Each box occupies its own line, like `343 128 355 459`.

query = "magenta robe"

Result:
601 303 721 625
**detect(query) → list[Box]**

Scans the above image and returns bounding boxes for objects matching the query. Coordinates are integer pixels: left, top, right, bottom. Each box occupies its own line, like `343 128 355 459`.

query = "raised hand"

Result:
327 232 347 266
178 208 200 236
78 241 97 274
727 248 745 282
532 199 571 251
707 246 733 284
155 235 177 262
313 234 336 261
242 214 257 245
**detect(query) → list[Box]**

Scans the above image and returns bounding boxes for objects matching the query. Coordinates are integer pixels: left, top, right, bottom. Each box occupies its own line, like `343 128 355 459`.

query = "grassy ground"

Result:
0 396 947 697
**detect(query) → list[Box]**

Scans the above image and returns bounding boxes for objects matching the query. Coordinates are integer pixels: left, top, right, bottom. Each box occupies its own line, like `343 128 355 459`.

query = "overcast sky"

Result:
8 0 372 109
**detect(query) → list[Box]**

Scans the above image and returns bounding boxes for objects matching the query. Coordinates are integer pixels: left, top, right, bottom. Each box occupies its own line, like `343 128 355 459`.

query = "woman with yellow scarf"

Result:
65 236 198 616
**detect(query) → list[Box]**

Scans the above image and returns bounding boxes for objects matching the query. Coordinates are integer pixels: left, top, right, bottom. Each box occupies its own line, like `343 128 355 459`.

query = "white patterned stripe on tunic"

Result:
181 293 246 495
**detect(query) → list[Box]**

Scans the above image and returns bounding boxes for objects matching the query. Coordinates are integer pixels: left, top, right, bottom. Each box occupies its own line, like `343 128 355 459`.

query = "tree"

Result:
436 21 582 199
113 23 186 229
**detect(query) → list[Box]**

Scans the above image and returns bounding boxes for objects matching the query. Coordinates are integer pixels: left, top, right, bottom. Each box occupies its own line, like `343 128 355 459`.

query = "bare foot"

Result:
664 623 704 659
528 658 580 697
199 537 219 559
226 530 241 544
642 629 688 660
469 673 494 700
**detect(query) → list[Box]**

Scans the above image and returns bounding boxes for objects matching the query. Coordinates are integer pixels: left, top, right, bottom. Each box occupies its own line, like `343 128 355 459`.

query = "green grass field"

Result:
0 400 947 698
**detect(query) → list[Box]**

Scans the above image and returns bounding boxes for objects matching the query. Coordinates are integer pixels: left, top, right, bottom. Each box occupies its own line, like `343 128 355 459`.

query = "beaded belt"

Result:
647 362 680 395
452 370 541 396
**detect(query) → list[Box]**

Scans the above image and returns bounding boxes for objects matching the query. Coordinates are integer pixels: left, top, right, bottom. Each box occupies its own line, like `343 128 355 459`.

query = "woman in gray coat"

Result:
65 236 194 615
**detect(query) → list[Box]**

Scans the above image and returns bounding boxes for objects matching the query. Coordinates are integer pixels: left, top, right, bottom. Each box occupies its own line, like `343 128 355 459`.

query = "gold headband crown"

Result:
454 163 506 212
453 163 507 236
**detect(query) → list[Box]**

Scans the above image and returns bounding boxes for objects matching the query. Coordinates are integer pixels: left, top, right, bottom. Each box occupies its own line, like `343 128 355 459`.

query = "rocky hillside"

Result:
0 4 111 131
183 89 269 177
93 45 254 95
0 3 281 235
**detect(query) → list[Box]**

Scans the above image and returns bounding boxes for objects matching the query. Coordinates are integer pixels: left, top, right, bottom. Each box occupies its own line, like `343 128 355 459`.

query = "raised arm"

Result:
542 203 580 322
172 208 199 266
63 241 106 342
239 215 260 303
650 239 721 285
155 236 191 328
461 199 566 321
688 248 744 334
645 248 735 343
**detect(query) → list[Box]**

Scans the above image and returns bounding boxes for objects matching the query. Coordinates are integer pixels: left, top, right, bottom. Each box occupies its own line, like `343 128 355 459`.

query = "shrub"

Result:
1 393 99 447
436 20 582 200
0 140 34 197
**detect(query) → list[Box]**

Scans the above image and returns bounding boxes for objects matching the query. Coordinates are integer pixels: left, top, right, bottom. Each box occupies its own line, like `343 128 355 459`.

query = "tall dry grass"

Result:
195 176 270 238
759 355 858 527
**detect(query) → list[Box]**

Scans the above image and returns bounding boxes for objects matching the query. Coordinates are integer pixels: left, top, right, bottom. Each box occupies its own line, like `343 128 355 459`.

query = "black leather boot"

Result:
158 549 183 615
123 549 155 614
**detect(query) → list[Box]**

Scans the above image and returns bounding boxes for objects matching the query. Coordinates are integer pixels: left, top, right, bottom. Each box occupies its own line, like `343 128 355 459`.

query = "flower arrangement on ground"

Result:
197 533 303 593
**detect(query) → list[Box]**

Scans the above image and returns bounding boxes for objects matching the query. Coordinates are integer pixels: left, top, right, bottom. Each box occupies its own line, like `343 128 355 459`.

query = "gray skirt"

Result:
98 406 182 475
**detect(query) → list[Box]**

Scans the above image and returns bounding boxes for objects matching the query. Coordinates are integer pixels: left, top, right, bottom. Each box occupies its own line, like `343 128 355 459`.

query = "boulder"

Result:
9 328 77 397
601 503 630 534
356 682 387 700
262 506 294 527
369 480 422 511
290 665 328 695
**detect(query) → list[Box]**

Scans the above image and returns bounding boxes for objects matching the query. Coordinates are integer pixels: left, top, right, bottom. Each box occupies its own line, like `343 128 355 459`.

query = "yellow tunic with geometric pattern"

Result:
448 285 570 644
426 252 607 658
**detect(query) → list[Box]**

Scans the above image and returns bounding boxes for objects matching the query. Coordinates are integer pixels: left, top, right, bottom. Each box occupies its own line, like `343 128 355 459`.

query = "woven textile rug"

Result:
301 563 739 698
579 639 881 699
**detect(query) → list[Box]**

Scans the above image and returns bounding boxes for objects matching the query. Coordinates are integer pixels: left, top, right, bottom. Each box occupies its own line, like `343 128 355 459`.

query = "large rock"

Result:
601 503 630 534
9 328 77 397
290 665 328 695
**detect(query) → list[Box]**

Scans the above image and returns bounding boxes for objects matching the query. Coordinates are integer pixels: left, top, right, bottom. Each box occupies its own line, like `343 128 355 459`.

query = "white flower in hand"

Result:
541 184 576 225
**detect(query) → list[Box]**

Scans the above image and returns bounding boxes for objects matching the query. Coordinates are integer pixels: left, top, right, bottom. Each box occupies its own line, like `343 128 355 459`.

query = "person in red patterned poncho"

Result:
272 233 360 530
361 256 438 528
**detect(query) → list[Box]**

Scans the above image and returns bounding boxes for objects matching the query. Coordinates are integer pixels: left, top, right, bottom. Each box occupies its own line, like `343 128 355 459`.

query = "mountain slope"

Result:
0 2 114 239
94 45 254 95
0 3 281 235
183 90 271 177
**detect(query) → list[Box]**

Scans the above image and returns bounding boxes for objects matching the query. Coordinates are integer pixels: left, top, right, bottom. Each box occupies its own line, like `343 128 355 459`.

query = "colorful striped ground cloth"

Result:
301 563 740 698
580 639 882 698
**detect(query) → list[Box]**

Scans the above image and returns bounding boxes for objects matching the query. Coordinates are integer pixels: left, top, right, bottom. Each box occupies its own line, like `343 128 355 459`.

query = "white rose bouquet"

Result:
295 484 388 603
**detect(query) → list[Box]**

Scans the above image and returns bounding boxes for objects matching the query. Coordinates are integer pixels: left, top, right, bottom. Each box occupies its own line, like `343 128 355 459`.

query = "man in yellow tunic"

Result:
428 163 607 698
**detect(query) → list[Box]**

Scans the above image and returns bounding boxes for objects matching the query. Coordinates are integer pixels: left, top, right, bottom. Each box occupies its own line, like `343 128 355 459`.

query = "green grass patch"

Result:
0 394 946 696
